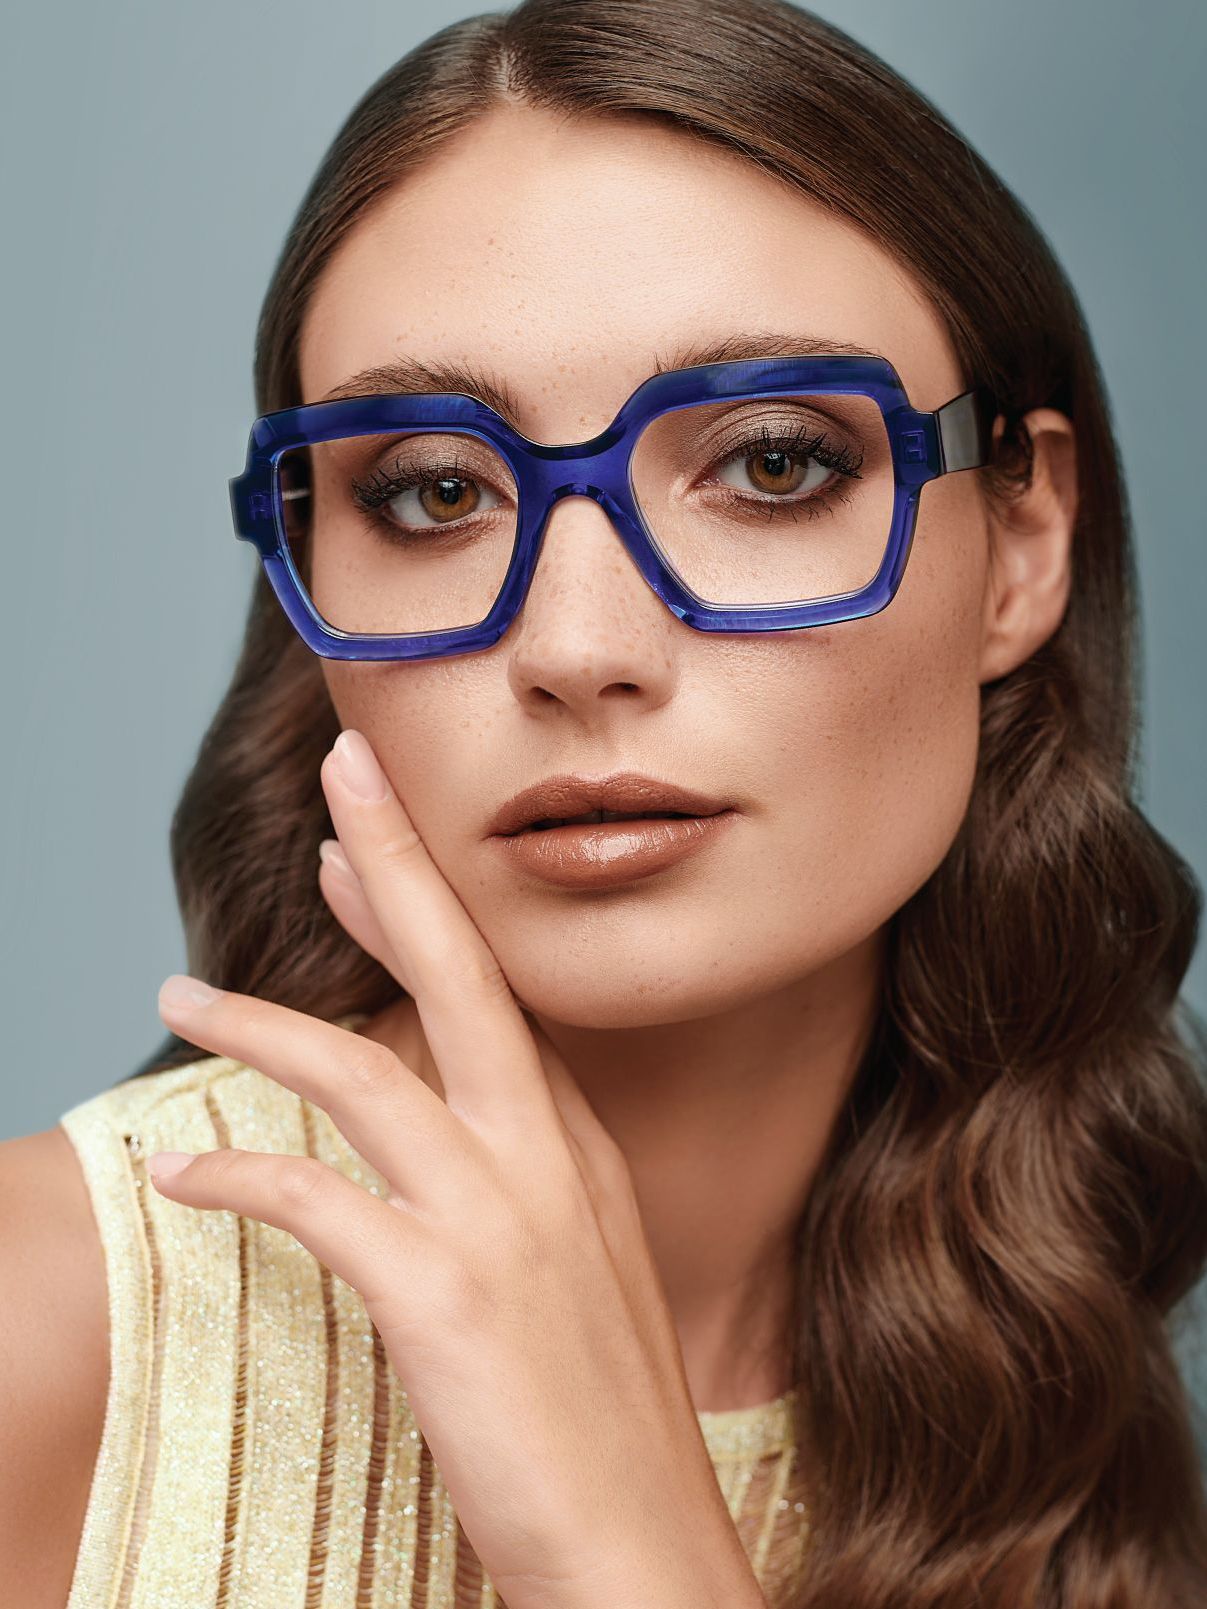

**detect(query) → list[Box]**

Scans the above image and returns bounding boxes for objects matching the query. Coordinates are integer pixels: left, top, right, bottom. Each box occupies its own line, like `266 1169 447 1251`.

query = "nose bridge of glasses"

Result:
518 444 658 608
525 430 635 530
530 476 635 558
529 422 629 480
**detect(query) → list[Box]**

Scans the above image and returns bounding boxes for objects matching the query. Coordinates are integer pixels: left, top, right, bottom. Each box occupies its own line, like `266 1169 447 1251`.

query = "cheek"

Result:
321 663 380 747
319 660 496 835
755 490 986 947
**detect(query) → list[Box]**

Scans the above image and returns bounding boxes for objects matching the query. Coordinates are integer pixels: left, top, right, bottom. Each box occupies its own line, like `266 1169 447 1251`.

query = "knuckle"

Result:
376 826 427 871
272 1156 327 1211
203 1147 248 1189
340 1042 401 1099
409 1235 487 1327
470 955 514 1004
432 942 512 1004
214 993 260 1038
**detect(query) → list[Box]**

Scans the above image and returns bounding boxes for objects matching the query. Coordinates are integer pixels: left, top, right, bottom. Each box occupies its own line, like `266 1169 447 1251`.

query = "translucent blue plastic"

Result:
228 355 997 662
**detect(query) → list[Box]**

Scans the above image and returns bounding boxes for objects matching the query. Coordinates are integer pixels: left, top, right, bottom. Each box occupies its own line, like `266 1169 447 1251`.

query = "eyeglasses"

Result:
228 355 997 662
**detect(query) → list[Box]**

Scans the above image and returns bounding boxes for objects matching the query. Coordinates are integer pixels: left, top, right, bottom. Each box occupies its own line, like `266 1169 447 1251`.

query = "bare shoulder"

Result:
0 1123 110 1606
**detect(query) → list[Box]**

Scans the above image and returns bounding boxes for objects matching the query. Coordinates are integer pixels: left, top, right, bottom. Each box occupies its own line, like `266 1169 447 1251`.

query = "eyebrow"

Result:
315 331 885 429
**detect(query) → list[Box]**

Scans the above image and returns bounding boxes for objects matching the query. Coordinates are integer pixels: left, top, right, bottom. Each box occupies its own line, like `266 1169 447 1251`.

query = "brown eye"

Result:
414 475 485 523
737 449 818 496
716 445 831 501
351 459 505 535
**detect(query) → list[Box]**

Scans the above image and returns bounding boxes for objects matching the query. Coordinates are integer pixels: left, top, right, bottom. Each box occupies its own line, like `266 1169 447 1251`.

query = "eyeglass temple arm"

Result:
934 385 999 473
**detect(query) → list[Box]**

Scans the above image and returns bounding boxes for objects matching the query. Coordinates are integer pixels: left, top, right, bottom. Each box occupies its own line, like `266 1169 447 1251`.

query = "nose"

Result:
502 487 679 716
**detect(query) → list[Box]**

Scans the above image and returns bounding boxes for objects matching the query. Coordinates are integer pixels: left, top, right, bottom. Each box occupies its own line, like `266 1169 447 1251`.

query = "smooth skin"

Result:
0 101 1076 1604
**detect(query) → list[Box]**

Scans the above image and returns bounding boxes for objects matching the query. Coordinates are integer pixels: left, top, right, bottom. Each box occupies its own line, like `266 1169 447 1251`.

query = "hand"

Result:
149 727 767 1609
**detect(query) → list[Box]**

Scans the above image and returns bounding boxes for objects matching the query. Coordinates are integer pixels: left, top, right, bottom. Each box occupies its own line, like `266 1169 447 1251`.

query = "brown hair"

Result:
131 1 1207 1601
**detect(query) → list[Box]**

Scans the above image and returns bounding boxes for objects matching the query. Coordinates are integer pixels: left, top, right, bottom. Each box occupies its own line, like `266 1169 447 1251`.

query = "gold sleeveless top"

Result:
58 1018 811 1608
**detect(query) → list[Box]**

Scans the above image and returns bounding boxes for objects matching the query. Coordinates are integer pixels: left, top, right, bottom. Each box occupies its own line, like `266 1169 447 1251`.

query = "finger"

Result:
155 979 473 1210
322 840 610 1173
321 730 559 1136
318 838 399 976
321 830 634 1231
321 844 630 1211
145 1145 421 1314
521 1019 674 1356
524 1017 635 1206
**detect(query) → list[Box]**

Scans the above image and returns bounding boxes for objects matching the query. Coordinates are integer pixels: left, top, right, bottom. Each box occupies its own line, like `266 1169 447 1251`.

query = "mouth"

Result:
515 808 707 834
492 804 738 888
489 773 735 839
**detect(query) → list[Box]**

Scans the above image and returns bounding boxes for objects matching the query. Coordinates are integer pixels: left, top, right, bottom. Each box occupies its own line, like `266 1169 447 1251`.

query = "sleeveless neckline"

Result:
335 1010 798 1464
695 1383 799 1462
696 1385 797 1424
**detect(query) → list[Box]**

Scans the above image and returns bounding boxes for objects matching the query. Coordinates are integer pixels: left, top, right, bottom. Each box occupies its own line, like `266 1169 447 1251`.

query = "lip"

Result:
492 809 738 889
488 771 733 838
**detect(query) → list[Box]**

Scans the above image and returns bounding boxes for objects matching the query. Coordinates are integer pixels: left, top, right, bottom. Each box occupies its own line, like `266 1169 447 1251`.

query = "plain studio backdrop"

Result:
1 0 1204 1458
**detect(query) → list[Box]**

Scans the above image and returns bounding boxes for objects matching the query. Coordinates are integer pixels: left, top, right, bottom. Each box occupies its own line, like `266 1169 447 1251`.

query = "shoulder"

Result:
0 1122 109 1395
0 1120 111 1409
0 1122 111 1603
0 1049 247 1605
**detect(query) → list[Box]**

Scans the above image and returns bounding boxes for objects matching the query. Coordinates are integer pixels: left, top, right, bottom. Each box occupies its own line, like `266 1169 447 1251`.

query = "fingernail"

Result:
319 838 356 880
148 1151 194 1182
159 974 221 1011
333 730 388 801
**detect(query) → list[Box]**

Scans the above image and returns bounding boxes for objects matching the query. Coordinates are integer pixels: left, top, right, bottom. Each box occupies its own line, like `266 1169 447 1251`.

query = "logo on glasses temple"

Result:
248 492 274 521
900 429 927 463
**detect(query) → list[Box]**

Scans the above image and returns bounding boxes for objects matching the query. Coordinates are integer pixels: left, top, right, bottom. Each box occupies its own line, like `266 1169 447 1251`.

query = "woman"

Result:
3 0 1205 1604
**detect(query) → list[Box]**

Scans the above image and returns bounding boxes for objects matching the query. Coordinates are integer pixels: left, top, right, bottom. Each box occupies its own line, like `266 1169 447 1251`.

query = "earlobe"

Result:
978 407 1078 685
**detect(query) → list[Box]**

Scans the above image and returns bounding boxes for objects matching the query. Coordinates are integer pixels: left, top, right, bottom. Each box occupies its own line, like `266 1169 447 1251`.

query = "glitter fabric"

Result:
58 1016 811 1607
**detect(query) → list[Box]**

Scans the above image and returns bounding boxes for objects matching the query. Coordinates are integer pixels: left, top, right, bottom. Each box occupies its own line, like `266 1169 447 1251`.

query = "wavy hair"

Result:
130 1 1207 1601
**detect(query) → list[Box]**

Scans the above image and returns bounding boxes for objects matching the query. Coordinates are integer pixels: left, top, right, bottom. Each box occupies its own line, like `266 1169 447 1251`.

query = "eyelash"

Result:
348 422 865 538
710 423 864 524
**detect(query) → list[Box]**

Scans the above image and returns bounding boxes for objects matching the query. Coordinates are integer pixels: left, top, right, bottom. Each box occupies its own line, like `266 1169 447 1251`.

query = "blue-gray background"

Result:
1 0 1204 1452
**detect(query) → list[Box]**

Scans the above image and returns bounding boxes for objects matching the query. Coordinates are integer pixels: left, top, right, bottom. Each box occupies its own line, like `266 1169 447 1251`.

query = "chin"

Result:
500 964 747 1031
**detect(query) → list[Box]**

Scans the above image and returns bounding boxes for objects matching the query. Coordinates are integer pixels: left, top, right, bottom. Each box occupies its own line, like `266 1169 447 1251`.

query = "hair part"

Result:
134 2 1207 1601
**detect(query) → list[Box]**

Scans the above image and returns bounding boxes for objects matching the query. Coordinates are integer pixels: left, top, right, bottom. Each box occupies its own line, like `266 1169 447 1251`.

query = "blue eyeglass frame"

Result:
228 354 998 662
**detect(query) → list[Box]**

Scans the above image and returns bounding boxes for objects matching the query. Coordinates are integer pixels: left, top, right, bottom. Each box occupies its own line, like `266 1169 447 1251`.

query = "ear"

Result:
978 407 1078 684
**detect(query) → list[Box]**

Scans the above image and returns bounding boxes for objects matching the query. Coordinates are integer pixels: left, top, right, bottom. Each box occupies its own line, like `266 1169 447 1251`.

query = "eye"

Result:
715 442 834 500
380 472 504 530
351 448 508 535
706 422 864 511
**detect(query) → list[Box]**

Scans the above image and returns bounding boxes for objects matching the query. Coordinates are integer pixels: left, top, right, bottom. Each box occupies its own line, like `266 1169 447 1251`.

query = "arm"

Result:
0 1125 110 1608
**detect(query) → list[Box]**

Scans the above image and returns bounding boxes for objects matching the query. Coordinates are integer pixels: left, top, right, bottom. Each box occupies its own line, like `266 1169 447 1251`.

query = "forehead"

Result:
299 103 962 436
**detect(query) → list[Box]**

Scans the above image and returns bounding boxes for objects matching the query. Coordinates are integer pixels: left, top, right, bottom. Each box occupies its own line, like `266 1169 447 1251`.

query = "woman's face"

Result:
298 103 994 1029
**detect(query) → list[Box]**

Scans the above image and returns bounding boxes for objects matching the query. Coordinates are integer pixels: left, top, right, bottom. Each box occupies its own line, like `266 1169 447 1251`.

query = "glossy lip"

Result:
492 809 738 889
488 771 733 838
